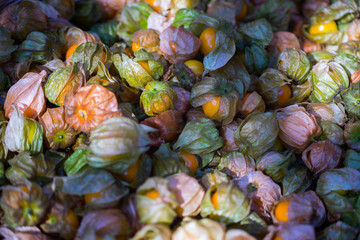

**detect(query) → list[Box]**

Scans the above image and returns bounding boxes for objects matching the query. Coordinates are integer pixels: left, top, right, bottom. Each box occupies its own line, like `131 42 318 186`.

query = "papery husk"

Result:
5 151 55 184
234 112 279 159
264 223 316 240
64 84 121 133
173 118 223 156
239 92 266 118
167 173 205 217
172 218 225 240
282 164 312 196
43 0 75 19
136 177 178 225
319 121 345 145
268 32 300 54
317 221 359 240
152 143 190 177
119 194 140 232
206 0 244 24
0 226 52 240
53 168 128 209
113 53 155 89
302 140 342 177
62 26 102 50
70 42 111 75
0 1 47 41
14 31 63 64
219 119 242 154
200 182 251 223
341 82 360 118
39 106 77 150
87 117 151 174
201 170 230 190
159 25 200 64
116 2 154 42
271 191 326 226
40 202 78 240
307 50 334 66
301 38 322 54
256 150 295 183
75 209 133 240
190 77 241 125
44 64 85 106
344 120 360 151
278 48 310 84
141 110 184 145
0 27 17 64
172 86 191 114
0 181 49 228
234 171 282 220
225 229 257 240
310 61 349 103
64 148 90 176
132 29 161 53
185 107 207 122
256 68 290 108
0 122 8 161
132 224 172 240
276 104 322 153
316 168 360 227
306 102 347 126
302 0 330 20
90 20 119 46
344 149 360 171
4 105 43 154
217 152 255 178
140 81 177 116
348 19 360 41
4 70 46 119
333 52 360 79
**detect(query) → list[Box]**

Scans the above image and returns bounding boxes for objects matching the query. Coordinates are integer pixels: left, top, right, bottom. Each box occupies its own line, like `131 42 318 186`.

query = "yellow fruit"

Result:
179 151 199 174
202 96 221 118
65 44 79 63
138 60 152 75
132 42 141 52
274 201 290 222
84 191 102 204
278 85 291 107
65 209 79 228
145 190 159 199
211 191 219 210
236 2 247 21
309 21 338 35
118 160 139 183
184 60 205 77
199 27 217 55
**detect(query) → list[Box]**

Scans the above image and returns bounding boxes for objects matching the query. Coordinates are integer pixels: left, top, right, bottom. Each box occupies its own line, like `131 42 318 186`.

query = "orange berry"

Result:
65 44 79 63
65 209 79 228
84 191 102 204
118 160 139 183
144 0 160 11
145 190 159 200
138 60 152 75
309 21 338 35
179 151 199 174
236 2 248 21
211 173 216 182
199 27 217 55
211 191 219 210
202 96 221 118
273 236 282 240
278 85 291 107
274 200 290 222
132 42 141 52
184 60 205 77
